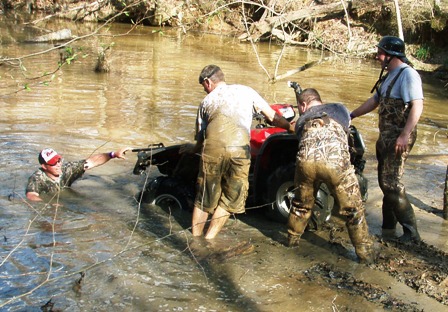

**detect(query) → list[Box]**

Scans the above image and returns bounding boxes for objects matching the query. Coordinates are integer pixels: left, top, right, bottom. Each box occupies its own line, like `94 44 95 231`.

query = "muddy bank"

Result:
146 204 447 311
2 0 448 78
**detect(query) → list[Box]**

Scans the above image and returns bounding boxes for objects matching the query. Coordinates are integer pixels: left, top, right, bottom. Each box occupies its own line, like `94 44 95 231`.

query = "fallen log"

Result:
242 2 343 42
25 29 73 43
242 0 385 43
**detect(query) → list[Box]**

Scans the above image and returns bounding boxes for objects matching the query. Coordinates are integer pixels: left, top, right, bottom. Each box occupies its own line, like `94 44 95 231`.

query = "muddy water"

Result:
1 15 448 311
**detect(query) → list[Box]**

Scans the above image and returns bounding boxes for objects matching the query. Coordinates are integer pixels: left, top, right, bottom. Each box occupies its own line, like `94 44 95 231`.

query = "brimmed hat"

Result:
377 36 406 57
39 148 62 165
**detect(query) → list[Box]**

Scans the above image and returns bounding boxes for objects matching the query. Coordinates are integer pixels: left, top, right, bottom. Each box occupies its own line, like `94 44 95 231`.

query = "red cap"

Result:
39 148 62 165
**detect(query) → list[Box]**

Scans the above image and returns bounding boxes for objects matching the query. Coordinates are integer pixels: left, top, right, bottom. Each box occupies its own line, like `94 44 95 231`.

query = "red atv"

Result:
132 82 368 230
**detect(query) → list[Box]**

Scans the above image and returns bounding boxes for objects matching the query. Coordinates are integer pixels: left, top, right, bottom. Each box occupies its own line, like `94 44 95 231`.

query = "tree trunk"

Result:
444 165 448 220
393 0 404 40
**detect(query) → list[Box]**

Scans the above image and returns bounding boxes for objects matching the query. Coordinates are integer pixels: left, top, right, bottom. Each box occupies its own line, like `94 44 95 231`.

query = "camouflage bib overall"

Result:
287 117 373 262
375 67 420 239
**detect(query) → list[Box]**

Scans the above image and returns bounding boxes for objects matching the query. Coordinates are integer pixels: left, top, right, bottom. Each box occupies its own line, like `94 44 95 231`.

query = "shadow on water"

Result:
408 193 443 216
136 202 265 312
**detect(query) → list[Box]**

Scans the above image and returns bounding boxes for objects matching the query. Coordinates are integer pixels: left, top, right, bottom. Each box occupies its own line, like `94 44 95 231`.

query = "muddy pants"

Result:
287 119 373 262
194 145 250 214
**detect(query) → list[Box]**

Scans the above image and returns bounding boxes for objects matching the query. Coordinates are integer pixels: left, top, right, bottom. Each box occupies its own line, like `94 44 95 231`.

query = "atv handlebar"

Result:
132 143 165 153
288 81 302 95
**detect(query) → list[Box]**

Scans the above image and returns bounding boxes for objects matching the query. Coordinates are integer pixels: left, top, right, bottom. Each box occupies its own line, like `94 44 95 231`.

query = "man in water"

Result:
350 36 424 242
26 147 130 202
288 87 375 263
182 64 294 239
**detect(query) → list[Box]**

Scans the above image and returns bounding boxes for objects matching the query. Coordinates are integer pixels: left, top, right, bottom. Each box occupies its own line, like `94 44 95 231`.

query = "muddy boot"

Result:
286 205 312 248
394 191 421 242
287 233 302 247
346 214 375 264
381 192 398 230
381 228 397 241
398 222 421 243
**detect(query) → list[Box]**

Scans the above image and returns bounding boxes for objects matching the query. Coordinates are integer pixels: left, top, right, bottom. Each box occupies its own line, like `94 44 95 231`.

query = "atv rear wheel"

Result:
264 163 296 223
264 163 334 230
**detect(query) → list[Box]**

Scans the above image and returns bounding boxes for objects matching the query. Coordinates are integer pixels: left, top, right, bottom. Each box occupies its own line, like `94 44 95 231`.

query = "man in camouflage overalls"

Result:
351 36 424 242
287 88 375 263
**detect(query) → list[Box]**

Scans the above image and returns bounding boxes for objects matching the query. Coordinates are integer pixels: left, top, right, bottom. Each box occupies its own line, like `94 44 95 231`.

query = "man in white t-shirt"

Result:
181 64 294 239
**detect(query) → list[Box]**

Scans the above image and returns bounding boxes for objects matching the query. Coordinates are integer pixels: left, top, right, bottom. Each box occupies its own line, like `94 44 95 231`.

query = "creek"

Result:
1 15 448 311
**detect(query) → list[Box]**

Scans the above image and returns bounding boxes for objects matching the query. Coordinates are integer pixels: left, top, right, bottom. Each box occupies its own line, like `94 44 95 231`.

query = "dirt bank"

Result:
3 0 448 79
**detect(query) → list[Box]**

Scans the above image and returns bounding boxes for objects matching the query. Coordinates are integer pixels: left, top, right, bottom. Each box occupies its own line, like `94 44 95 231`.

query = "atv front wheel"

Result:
139 176 194 211
264 163 334 230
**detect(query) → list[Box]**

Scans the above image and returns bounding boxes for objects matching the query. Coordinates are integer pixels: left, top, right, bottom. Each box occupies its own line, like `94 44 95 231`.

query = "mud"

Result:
145 187 447 311
371 238 448 305
152 152 448 311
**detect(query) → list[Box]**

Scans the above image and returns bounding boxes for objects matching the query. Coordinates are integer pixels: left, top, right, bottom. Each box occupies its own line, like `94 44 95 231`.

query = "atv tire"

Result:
139 176 194 211
264 163 334 230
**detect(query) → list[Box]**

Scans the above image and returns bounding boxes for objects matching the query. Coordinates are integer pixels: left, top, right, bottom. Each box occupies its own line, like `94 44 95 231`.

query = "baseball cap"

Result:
38 148 62 165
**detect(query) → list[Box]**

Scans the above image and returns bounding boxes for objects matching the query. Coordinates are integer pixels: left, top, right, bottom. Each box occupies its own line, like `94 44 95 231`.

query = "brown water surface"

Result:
1 15 448 311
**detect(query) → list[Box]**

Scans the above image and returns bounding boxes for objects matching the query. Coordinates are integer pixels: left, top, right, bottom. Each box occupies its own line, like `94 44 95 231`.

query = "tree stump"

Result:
444 165 448 220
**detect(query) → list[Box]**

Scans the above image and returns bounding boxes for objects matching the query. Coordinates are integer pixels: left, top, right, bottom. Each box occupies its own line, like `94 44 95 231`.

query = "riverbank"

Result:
2 0 447 80
1 16 447 311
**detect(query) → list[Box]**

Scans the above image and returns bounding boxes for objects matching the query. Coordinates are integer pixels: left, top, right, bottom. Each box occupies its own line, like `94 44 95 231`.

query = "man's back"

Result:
198 84 267 148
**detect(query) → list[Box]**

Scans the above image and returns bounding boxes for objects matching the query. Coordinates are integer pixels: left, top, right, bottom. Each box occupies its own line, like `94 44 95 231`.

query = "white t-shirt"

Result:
196 84 271 142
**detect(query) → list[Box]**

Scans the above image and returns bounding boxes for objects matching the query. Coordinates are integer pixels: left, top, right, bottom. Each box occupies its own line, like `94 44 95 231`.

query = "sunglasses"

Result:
199 76 208 84
47 158 63 166
198 67 219 84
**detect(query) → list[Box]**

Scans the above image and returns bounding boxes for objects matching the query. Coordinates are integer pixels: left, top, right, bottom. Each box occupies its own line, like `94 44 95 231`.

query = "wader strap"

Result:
385 67 407 98
370 68 387 94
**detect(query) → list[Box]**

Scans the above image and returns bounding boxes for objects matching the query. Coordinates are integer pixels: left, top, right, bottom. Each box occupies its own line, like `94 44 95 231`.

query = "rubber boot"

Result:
287 205 313 247
346 214 375 264
394 191 421 242
381 192 398 230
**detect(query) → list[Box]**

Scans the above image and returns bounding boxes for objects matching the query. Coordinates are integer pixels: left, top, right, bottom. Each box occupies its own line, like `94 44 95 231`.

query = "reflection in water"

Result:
0 16 447 311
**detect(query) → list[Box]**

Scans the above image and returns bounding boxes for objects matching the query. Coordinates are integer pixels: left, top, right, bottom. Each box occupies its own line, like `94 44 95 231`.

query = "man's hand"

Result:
26 191 42 202
114 147 131 159
395 134 409 156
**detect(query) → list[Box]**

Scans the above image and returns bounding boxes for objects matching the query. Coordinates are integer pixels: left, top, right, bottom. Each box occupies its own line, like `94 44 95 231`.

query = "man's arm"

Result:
395 99 423 155
26 191 42 201
350 96 379 119
179 137 204 155
83 147 131 170
180 105 205 154
260 106 294 133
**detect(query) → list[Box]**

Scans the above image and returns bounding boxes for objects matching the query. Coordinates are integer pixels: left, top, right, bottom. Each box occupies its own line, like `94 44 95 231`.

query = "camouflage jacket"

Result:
26 160 86 196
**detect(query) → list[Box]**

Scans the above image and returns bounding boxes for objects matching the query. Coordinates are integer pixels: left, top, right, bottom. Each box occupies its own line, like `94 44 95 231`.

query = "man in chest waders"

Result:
350 36 424 242
287 88 375 263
